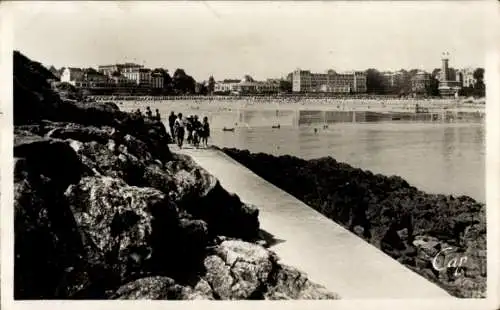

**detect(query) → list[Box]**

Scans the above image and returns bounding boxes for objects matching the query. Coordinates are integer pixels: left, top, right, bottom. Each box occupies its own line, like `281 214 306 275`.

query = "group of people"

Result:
168 111 210 149
134 106 161 121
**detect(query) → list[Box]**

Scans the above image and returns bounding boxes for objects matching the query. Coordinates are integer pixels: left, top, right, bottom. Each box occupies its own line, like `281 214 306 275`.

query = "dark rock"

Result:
221 148 486 298
202 240 337 300
64 176 180 281
112 276 214 300
47 125 116 144
265 265 339 300
14 169 85 299
167 156 260 240
112 276 174 299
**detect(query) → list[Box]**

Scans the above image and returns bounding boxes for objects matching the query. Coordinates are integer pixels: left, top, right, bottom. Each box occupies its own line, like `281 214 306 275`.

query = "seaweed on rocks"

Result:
221 147 487 298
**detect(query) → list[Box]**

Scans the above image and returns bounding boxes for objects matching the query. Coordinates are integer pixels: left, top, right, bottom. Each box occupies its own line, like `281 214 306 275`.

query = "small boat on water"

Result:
222 127 235 132
272 124 281 129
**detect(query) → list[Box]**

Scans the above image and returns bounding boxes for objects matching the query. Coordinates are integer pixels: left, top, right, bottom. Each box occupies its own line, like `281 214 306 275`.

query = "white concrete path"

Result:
172 145 454 299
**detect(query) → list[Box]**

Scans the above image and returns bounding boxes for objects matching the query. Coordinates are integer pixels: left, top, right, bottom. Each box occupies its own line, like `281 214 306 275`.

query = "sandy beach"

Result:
107 98 485 116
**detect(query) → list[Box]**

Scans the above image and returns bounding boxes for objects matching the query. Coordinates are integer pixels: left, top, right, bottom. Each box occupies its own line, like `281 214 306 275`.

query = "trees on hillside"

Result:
365 69 385 94
279 79 292 93
195 82 208 95
429 76 440 97
473 68 484 82
472 68 485 97
208 76 215 95
172 69 196 95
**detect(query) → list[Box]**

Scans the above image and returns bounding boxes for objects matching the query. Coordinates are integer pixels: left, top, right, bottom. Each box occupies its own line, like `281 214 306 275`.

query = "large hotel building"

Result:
292 69 367 93
60 63 164 94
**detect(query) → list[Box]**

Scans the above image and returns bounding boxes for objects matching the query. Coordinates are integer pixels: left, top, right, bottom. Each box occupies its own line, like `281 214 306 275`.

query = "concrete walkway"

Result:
172 145 453 299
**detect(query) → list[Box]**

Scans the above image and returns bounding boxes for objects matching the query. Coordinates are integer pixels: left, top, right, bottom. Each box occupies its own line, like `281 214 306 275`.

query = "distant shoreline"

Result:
89 94 485 105
112 98 485 116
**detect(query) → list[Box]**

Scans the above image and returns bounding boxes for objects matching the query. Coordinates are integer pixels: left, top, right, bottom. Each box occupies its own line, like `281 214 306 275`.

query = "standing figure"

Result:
155 109 161 121
174 113 185 148
201 116 210 147
168 111 176 142
192 115 202 148
186 116 194 145
145 106 153 119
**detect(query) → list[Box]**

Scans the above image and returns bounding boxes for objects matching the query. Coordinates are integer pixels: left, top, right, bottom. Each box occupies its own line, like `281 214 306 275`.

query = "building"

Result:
438 53 462 97
98 63 143 77
151 71 164 89
291 69 367 93
60 67 84 84
121 67 152 87
213 77 280 95
109 71 133 86
214 79 241 94
292 70 312 93
258 79 280 93
459 68 476 88
61 67 110 88
410 71 431 96
382 71 404 89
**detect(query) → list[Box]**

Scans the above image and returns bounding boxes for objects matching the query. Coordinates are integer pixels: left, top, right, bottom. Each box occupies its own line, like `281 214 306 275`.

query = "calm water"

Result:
122 103 485 202
210 122 484 202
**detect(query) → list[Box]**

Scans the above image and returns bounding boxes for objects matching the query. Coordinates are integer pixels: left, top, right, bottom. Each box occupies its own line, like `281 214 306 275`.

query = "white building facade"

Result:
292 69 367 93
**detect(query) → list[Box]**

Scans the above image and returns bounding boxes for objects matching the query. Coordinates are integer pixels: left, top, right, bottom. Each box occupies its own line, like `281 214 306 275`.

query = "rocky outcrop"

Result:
222 148 486 298
110 240 339 300
202 240 338 300
13 51 336 300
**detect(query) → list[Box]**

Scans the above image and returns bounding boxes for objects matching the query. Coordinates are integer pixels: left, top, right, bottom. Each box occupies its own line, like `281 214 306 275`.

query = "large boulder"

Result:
14 176 83 299
264 265 339 300
112 276 214 300
14 138 85 299
166 156 260 240
14 130 84 191
64 176 178 279
202 240 338 300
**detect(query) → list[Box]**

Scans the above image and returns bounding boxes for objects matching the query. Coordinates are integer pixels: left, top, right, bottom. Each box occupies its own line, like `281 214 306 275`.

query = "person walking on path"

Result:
201 116 210 148
155 109 161 121
146 106 153 119
168 111 177 142
186 116 194 145
192 115 202 148
174 113 185 148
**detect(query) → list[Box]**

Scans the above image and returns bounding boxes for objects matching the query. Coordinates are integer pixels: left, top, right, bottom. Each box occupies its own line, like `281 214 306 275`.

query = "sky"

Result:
8 1 498 81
